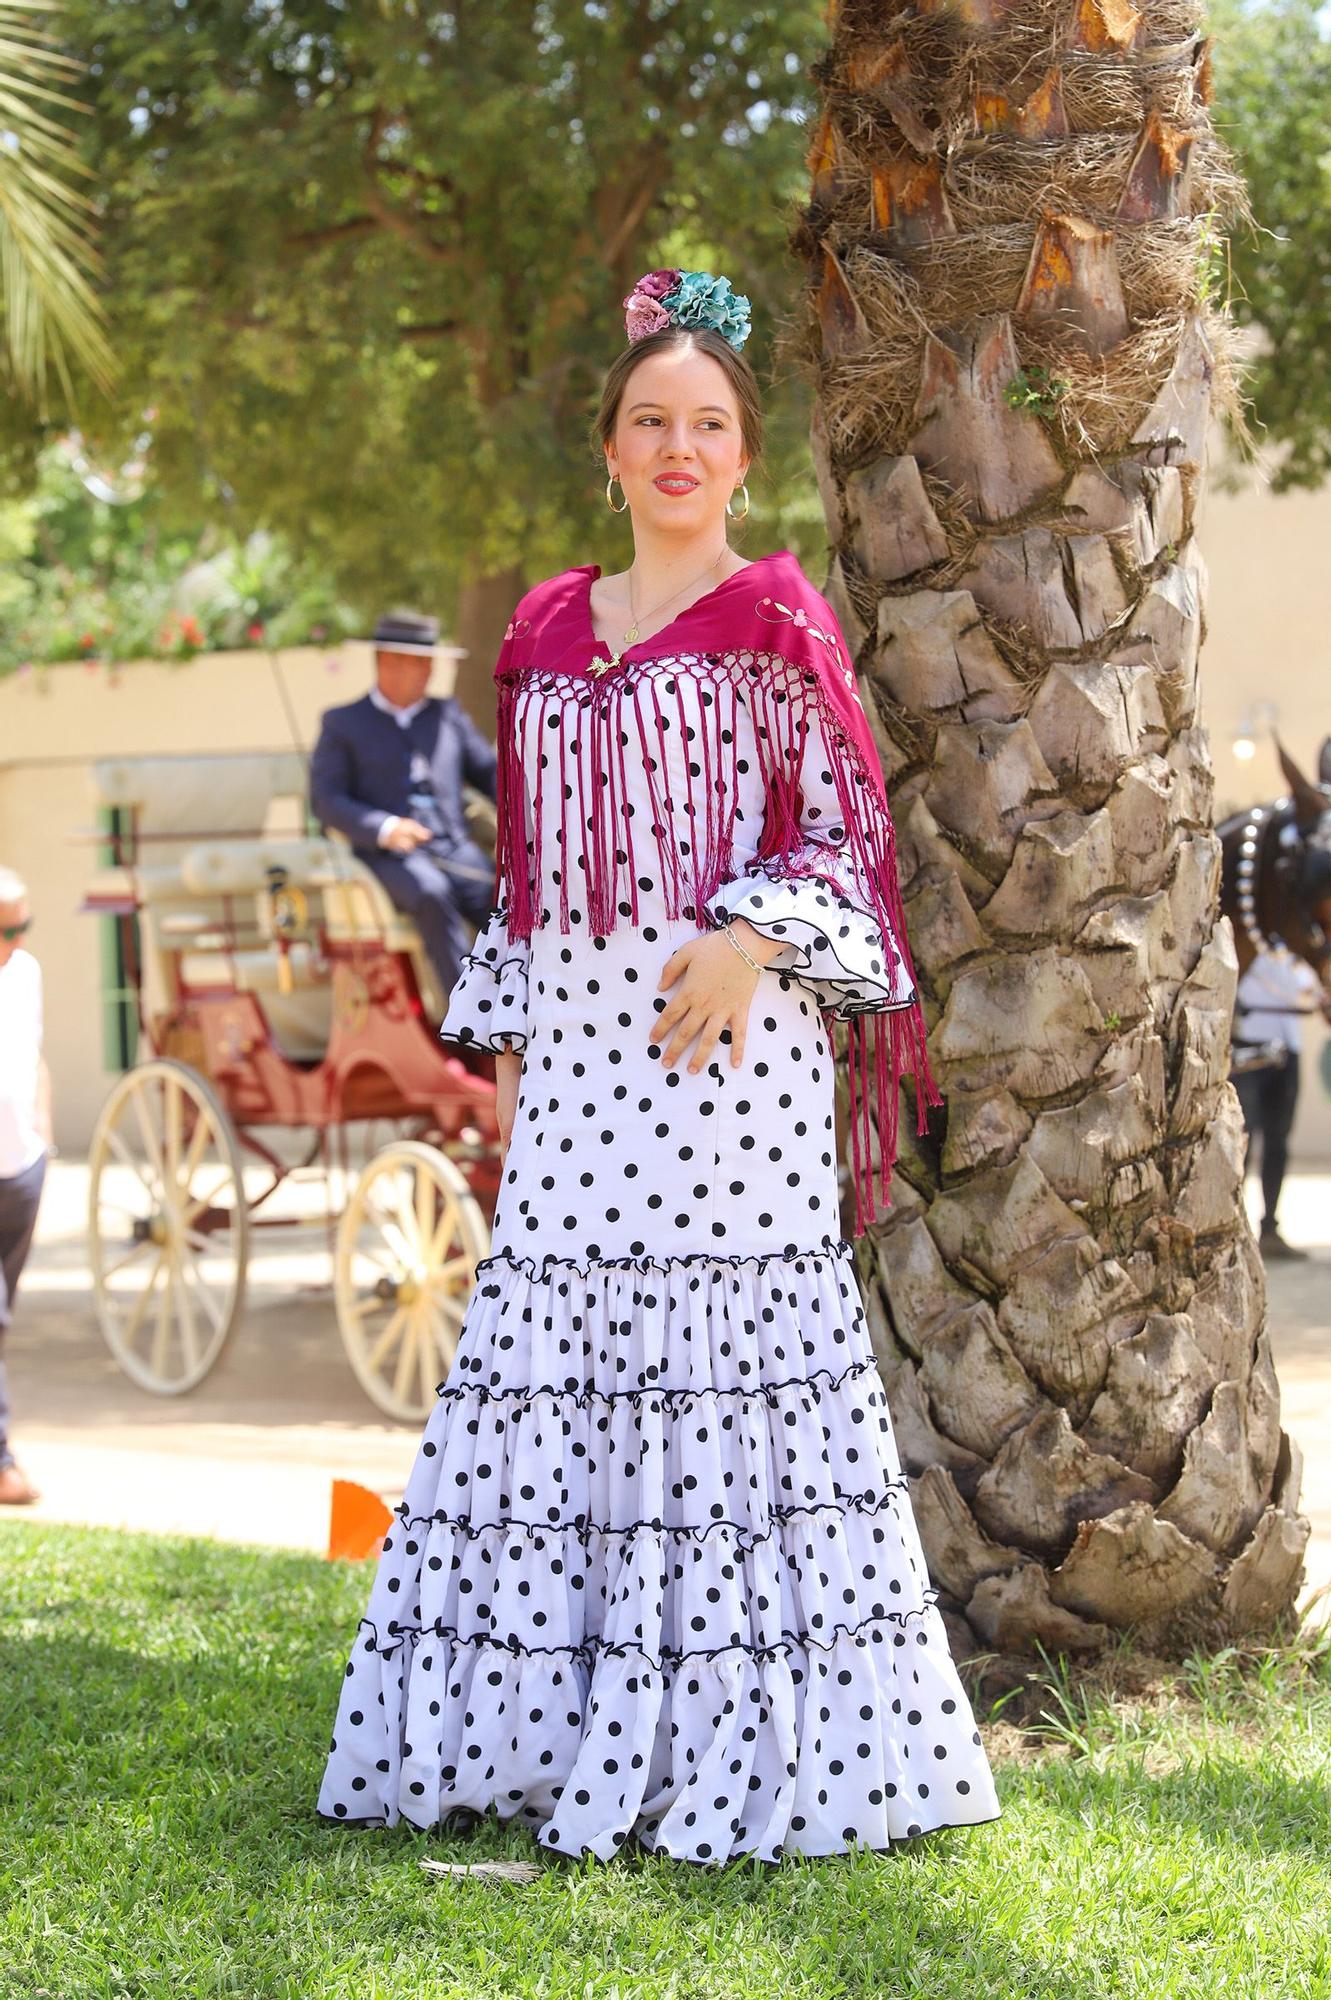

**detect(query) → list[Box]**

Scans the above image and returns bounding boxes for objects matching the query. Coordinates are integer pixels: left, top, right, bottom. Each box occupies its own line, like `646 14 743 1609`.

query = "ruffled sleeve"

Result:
704 704 916 1019
439 904 529 1053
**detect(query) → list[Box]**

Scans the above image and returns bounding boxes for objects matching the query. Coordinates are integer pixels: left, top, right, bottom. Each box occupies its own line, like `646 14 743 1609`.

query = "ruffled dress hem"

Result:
439 906 530 1052
316 1238 1003 1864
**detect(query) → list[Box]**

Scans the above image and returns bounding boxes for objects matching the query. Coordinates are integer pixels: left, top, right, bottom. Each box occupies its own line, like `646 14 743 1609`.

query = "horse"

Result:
1217 737 1331 1074
1219 737 1331 985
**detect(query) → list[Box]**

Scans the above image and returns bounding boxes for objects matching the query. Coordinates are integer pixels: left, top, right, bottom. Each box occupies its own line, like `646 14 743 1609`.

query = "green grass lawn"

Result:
1 1522 1328 2000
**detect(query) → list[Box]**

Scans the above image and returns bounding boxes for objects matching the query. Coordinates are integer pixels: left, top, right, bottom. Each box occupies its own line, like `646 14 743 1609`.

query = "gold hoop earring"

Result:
726 482 750 521
606 473 628 514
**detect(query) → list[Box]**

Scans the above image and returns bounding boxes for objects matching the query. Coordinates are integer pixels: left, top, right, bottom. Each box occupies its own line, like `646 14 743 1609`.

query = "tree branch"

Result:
600 158 666 269
398 320 460 343
360 104 462 268
285 215 380 251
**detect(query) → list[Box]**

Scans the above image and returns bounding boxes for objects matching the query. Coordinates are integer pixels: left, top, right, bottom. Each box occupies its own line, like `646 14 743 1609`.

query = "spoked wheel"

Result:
88 1059 248 1394
334 1139 489 1422
330 1114 433 1218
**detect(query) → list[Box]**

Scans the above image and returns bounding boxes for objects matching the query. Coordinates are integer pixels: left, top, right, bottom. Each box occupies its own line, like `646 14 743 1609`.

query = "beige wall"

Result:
3 491 1329 1163
1197 476 1331 818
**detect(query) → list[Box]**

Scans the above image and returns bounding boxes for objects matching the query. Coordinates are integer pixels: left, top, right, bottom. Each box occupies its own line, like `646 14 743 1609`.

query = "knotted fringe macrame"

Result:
492 641 939 1236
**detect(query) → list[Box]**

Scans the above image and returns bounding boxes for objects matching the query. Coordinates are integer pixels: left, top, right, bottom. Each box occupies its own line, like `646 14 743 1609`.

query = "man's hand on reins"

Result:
380 816 435 854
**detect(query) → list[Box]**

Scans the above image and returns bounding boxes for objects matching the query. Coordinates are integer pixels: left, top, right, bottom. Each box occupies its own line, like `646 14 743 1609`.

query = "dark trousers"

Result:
0 1151 46 1469
1234 1054 1300 1230
360 835 496 997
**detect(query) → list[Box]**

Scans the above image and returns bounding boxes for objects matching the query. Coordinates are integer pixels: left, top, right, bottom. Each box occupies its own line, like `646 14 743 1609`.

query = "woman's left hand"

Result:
651 921 786 1073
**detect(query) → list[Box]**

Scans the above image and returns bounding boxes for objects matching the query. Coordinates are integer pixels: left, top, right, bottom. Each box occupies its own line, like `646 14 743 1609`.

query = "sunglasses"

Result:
1 918 32 943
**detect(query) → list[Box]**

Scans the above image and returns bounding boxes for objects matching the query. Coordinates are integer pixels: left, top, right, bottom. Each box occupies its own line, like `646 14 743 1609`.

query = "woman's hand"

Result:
494 1046 523 1153
651 920 786 1073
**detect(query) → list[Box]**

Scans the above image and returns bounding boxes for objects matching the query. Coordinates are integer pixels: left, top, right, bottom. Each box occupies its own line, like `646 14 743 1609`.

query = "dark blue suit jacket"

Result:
309 694 498 853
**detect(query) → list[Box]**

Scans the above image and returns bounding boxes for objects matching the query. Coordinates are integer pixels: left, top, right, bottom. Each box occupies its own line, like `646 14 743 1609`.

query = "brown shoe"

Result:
1260 1227 1309 1262
0 1462 40 1505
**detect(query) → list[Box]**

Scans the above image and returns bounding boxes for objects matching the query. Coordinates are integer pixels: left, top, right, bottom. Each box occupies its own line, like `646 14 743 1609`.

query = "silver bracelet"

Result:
722 920 763 973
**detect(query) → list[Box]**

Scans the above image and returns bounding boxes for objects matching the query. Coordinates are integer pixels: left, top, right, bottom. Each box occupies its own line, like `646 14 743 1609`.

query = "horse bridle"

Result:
1234 798 1287 958
1235 794 1331 971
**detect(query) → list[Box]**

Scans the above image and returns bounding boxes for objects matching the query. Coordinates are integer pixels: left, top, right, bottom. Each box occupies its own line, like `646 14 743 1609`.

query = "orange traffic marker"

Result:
328 1478 393 1561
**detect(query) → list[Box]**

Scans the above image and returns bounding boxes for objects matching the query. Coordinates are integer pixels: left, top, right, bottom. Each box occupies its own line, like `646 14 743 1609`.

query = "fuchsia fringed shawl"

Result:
490 549 939 1234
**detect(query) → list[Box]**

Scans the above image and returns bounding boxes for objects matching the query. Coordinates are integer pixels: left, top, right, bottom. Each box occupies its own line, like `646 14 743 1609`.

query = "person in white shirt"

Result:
0 866 52 1504
1232 947 1327 1260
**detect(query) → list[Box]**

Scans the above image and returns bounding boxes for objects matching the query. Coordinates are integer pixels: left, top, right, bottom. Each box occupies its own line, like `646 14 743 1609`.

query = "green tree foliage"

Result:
0 444 356 674
4 0 824 633
1212 0 1331 490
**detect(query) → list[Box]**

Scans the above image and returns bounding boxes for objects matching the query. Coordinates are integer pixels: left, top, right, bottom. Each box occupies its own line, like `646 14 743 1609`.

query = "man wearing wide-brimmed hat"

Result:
310 610 498 999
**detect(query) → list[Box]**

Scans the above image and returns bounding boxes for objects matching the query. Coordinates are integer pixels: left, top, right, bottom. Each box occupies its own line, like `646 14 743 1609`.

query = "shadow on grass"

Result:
4 1521 1328 1998
2 1618 1325 1868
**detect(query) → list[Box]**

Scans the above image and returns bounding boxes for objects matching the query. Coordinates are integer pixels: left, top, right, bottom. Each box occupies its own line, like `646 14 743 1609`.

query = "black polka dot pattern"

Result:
442 916 529 1053
318 651 1002 1863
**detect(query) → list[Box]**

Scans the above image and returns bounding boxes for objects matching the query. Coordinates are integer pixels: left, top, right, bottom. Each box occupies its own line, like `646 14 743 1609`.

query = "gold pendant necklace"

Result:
590 544 729 678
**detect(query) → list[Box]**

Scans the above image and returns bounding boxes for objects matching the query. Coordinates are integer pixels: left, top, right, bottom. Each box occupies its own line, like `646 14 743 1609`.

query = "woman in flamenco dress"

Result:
318 270 1002 1865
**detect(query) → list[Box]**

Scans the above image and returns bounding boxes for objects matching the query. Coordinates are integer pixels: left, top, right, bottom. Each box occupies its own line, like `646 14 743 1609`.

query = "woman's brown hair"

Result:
591 325 765 467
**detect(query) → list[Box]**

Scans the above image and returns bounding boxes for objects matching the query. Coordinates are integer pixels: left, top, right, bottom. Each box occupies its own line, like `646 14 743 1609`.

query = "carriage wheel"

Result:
334 1139 489 1422
331 1114 433 1217
89 1059 248 1394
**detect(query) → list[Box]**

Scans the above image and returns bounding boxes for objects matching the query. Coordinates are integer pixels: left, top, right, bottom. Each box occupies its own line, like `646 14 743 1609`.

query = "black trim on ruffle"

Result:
440 1023 529 1054
474 1235 855 1280
705 862 918 1024
316 1805 1006 1856
457 948 529 977
826 993 919 1019
629 1809 1005 1863
388 1481 911 1549
436 1356 882 1410
354 1598 941 1666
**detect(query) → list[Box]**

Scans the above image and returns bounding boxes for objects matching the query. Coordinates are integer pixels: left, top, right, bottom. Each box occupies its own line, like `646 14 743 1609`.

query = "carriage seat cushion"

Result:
102 838 422 957
180 838 426 953
182 837 429 963
179 838 343 898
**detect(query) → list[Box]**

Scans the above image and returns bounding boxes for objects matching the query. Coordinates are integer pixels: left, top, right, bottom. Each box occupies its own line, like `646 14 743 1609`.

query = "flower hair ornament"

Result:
621 268 752 351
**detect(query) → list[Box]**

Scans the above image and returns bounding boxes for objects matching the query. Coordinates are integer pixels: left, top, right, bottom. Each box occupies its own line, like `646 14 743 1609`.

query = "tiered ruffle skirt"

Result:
317 1240 1002 1863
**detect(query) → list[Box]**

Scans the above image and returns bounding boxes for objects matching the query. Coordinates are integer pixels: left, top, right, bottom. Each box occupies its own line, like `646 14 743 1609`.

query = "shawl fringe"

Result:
493 644 938 1234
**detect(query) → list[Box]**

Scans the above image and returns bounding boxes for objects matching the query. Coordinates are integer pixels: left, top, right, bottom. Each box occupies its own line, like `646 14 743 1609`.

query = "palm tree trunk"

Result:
800 0 1310 1660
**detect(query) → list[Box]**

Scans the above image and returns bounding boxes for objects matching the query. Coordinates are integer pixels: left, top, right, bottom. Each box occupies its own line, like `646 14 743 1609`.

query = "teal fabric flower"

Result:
661 270 752 351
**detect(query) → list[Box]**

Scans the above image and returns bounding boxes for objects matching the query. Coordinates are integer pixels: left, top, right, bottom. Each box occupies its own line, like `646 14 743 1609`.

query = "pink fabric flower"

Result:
634 269 679 300
623 292 672 342
622 268 682 342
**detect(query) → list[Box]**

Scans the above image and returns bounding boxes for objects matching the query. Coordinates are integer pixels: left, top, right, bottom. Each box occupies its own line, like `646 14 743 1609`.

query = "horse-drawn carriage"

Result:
82 751 501 1421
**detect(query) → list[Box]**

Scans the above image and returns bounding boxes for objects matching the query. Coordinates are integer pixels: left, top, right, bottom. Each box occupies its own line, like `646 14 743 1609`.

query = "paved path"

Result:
4 1162 1328 1623
5 1161 417 1553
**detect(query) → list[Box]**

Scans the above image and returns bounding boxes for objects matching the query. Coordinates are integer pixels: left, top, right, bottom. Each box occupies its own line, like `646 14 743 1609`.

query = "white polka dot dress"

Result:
317 630 1002 1863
